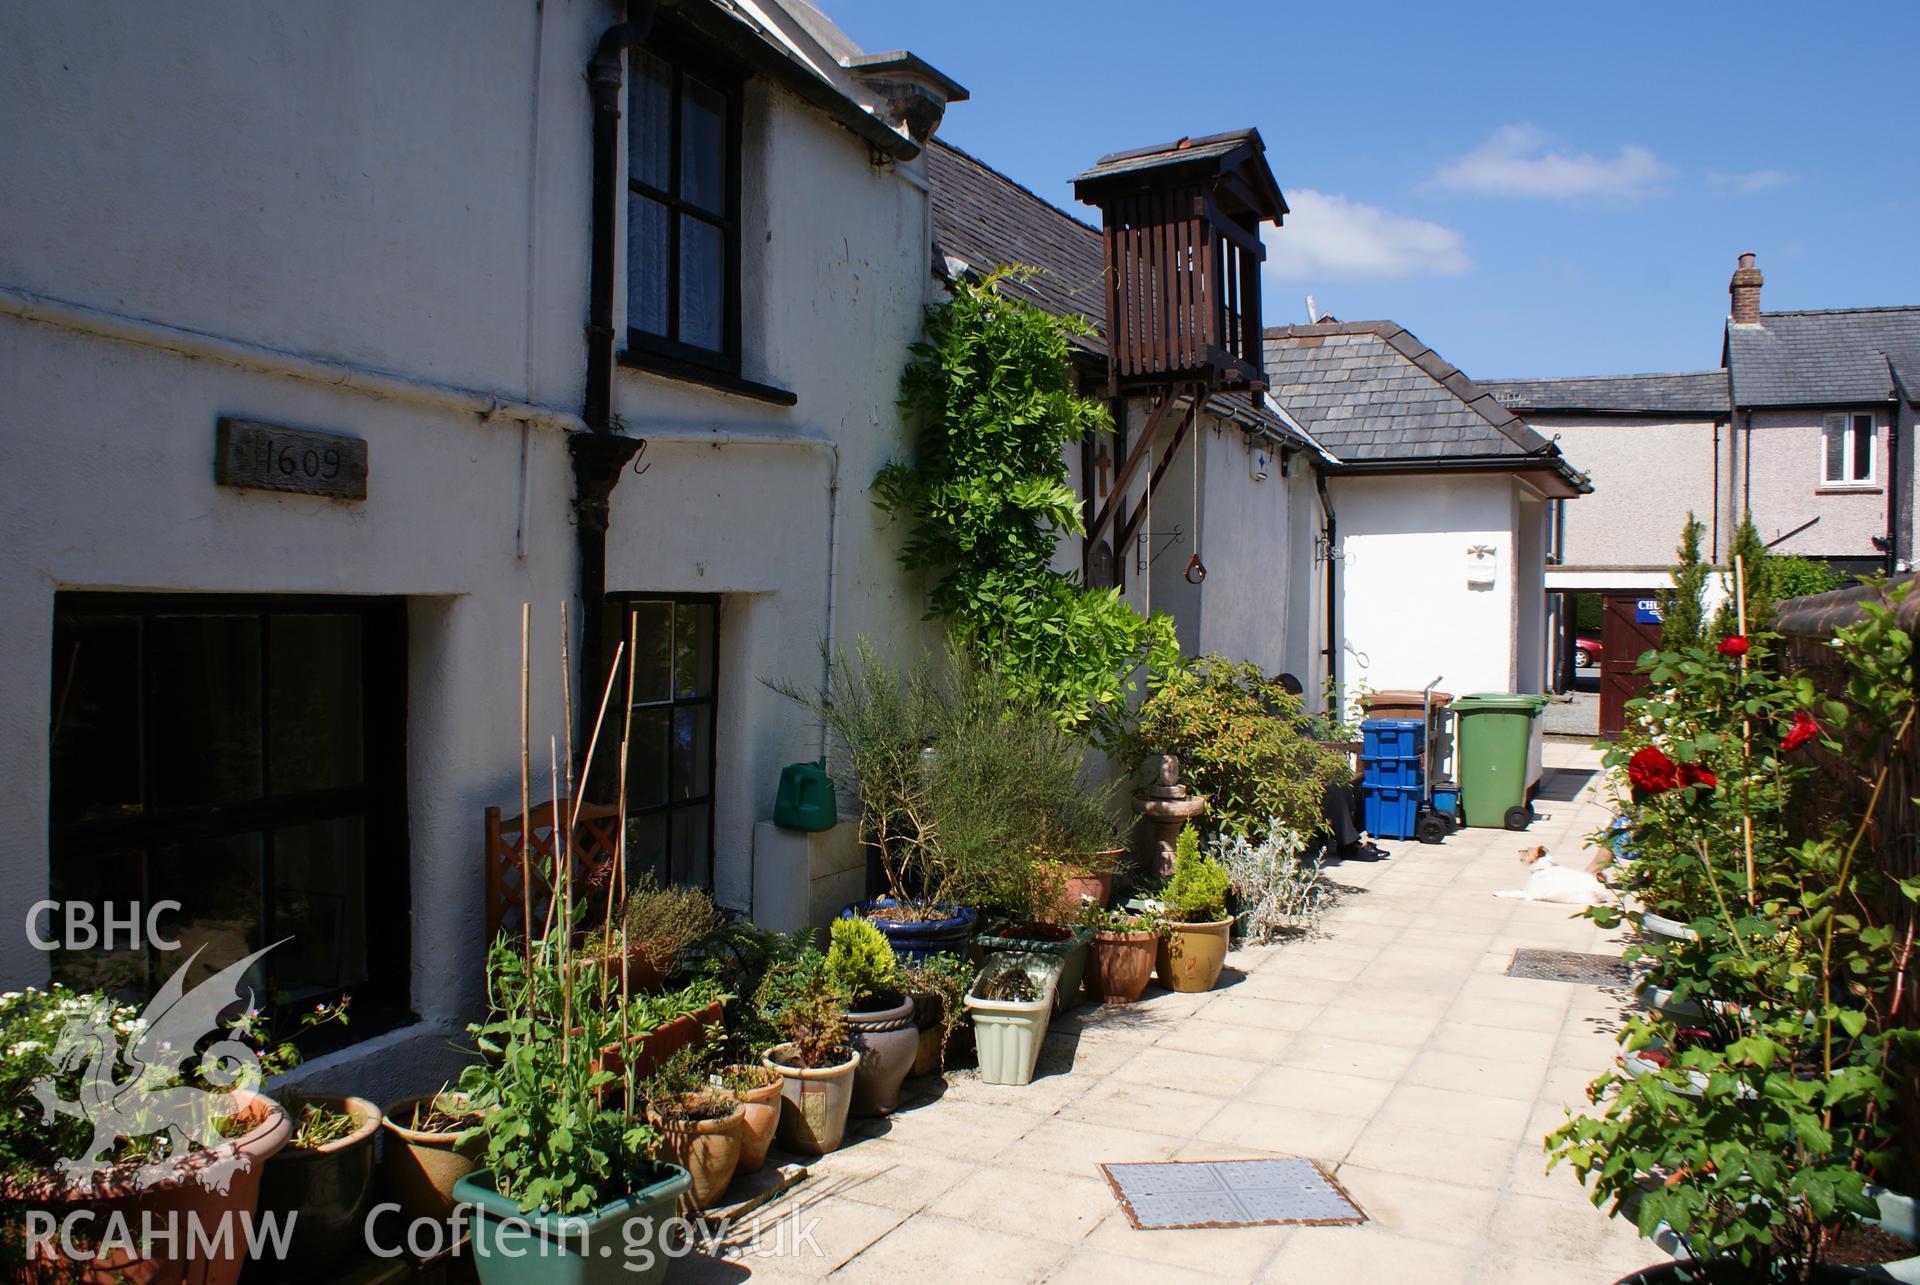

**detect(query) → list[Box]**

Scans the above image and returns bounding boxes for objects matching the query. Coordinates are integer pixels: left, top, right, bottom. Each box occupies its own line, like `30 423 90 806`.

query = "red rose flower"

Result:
1718 635 1750 657
1783 711 1822 753
1628 746 1679 795
1679 763 1718 789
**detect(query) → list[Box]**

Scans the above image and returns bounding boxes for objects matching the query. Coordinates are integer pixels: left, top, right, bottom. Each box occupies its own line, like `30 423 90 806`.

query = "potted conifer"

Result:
1155 825 1235 993
825 917 919 1116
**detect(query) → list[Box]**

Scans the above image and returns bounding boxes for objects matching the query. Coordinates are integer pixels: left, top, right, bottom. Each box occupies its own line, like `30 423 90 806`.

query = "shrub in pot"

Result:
899 952 975 1077
379 1090 484 1224
640 1049 744 1211
1154 825 1234 993
457 936 687 1285
1082 906 1161 1004
256 1092 382 1277
578 875 721 994
825 918 918 1116
1548 582 1920 1284
759 985 860 1157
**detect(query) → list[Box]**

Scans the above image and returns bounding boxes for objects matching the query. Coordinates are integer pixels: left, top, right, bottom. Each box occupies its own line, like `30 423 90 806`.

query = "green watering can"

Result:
774 760 838 832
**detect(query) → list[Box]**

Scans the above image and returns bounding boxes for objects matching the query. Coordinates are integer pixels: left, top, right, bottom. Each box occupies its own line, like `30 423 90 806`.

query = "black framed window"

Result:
604 597 717 889
47 595 410 1035
627 40 742 371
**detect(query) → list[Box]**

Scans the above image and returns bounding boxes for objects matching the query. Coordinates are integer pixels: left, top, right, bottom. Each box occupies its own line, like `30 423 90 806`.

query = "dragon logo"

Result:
31 942 282 1193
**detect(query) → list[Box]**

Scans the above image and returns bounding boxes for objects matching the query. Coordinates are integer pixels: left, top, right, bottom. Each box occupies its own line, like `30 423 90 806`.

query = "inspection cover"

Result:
1507 948 1633 986
1099 1158 1365 1230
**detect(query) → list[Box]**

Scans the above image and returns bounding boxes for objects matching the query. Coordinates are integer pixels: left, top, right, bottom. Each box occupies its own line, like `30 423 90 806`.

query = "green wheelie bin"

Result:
1453 692 1549 830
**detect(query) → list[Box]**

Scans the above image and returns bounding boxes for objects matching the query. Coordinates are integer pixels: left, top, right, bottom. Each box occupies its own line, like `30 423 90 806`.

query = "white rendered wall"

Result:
0 0 935 1092
1332 473 1524 698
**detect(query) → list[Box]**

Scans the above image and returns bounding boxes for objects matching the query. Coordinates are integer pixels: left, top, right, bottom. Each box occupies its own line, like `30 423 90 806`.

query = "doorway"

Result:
1599 593 1665 737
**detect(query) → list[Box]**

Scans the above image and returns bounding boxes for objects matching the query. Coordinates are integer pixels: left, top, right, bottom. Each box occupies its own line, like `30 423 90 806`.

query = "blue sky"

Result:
823 0 1920 379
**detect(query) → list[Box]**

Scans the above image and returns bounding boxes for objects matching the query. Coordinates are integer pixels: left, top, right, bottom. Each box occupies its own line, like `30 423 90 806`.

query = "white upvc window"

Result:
1821 412 1877 486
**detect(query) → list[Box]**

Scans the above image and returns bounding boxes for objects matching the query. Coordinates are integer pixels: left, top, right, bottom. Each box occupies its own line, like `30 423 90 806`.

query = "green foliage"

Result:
1125 656 1350 840
1162 825 1231 922
1551 580 1918 1279
898 952 976 1070
878 267 1175 728
614 875 721 978
1658 512 1710 651
825 918 900 1008
460 935 662 1214
776 638 1122 918
746 947 851 1070
1770 554 1843 603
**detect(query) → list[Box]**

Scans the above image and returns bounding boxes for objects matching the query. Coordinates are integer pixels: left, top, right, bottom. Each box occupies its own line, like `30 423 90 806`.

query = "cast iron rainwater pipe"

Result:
573 2 659 723
1314 469 1338 707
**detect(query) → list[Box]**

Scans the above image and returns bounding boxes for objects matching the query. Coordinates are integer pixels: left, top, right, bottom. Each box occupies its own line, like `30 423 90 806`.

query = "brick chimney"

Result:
1729 252 1764 325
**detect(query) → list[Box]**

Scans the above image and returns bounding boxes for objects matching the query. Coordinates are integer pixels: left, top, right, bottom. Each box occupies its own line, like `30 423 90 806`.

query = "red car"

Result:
1575 632 1604 669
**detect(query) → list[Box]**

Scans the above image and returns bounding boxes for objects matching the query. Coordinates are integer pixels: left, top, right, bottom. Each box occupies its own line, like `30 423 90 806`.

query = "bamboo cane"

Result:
617 611 638 1118
519 603 534 979
551 734 568 1065
1735 555 1756 903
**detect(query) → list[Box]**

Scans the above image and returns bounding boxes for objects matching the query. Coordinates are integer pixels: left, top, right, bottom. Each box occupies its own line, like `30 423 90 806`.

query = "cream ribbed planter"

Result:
965 954 1060 1087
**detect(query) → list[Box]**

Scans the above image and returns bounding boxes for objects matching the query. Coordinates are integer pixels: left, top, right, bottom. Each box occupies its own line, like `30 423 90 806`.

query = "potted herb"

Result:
899 952 976 1076
964 956 1059 1087
641 1049 744 1211
378 1089 483 1223
582 875 721 993
0 976 294 1285
591 976 728 1090
717 1063 784 1176
1154 825 1235 993
1082 905 1161 1004
758 979 860 1157
825 917 919 1116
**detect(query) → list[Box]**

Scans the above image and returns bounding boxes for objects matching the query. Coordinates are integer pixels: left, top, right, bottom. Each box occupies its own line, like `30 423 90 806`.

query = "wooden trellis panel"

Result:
484 797 622 946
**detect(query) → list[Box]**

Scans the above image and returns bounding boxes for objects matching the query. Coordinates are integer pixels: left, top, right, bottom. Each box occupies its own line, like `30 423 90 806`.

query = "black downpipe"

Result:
573 6 657 735
1314 470 1338 708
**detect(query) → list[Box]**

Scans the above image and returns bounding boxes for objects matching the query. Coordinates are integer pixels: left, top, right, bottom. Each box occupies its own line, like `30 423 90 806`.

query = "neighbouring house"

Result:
1487 253 1919 732
1 0 960 1089
1263 322 1592 702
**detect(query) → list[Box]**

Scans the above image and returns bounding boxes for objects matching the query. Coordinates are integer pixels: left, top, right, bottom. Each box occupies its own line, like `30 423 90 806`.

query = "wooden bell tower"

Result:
1072 129 1287 402
1072 129 1287 590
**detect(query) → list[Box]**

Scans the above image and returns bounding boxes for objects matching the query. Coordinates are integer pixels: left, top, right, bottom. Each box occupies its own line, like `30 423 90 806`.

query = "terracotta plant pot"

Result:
844 994 919 1117
5 1089 289 1285
762 1045 861 1156
1085 929 1157 1003
378 1093 484 1224
647 1099 744 1211
727 1072 785 1175
1037 851 1122 922
455 1162 688 1285
1156 917 1234 993
590 998 724 1092
570 938 665 994
256 1094 382 1278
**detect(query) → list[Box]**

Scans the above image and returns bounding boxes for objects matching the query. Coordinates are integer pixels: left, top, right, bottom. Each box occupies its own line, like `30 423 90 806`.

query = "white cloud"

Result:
1707 168 1793 194
1265 189 1471 280
1433 124 1667 198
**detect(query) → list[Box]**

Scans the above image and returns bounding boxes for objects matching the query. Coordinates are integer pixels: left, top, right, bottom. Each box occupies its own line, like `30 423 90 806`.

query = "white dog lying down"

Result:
1493 846 1612 906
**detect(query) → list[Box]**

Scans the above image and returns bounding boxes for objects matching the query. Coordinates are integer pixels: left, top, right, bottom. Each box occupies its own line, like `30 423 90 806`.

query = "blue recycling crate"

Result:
1361 757 1425 789
1361 784 1420 840
1360 719 1424 760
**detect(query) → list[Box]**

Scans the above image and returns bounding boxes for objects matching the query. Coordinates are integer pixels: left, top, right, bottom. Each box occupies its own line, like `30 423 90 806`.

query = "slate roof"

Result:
1262 322 1588 488
1482 371 1729 417
927 139 1109 332
925 138 1328 456
1071 129 1264 183
1726 307 1920 408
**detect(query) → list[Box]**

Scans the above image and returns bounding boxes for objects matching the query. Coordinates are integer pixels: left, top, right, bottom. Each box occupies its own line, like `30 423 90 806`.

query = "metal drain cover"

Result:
1507 948 1632 985
1100 1158 1365 1230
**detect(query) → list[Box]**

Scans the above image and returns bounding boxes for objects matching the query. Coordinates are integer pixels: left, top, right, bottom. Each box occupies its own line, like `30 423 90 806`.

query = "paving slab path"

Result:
690 743 1652 1284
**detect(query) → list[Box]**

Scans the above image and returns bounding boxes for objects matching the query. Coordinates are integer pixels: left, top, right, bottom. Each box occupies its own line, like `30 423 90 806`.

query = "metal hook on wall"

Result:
630 438 652 476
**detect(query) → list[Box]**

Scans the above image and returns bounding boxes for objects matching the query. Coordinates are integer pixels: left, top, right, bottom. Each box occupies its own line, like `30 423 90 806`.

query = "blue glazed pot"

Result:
840 899 977 964
453 1163 690 1285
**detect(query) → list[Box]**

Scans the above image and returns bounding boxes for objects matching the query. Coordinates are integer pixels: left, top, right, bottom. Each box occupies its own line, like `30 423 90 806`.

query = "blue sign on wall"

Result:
1634 598 1664 625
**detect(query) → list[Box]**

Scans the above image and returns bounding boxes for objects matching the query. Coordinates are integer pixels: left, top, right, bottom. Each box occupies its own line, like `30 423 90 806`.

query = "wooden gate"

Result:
1599 593 1664 737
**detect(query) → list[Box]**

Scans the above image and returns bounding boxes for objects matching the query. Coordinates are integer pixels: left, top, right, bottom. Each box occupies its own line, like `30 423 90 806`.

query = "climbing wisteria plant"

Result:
1550 580 1920 1281
878 266 1177 731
